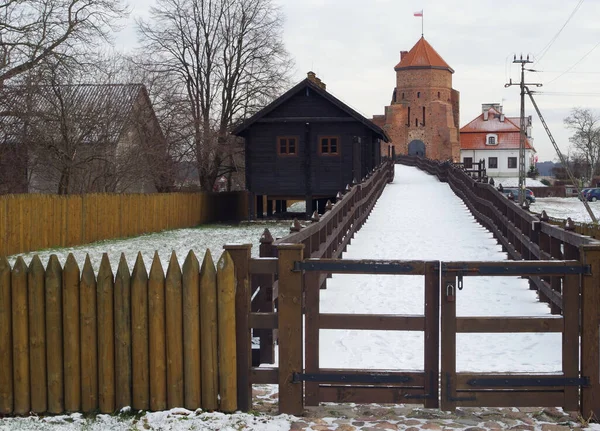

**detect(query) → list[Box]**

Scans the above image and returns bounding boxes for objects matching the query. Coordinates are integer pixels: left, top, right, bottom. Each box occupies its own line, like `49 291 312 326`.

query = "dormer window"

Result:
486 134 498 145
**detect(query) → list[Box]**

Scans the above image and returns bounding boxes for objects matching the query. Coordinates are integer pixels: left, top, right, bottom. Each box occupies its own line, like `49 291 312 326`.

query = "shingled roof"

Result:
394 37 454 73
0 84 148 145
460 107 535 151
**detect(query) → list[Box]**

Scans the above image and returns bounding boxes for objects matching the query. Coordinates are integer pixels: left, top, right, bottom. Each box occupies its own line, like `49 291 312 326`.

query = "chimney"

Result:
500 113 505 122
307 71 316 82
400 51 409 61
483 109 489 121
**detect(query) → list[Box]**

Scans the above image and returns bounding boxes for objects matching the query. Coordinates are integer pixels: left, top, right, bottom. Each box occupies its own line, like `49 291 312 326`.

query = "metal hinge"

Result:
292 372 413 384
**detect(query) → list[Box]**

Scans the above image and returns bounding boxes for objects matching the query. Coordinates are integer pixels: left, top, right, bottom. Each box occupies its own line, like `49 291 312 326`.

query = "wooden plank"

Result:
456 372 567 390
131 253 149 411
424 262 439 408
440 273 456 412
46 255 64 413
249 258 278 275
319 313 425 331
224 244 252 412
182 251 201 411
200 250 218 411
63 255 81 412
250 367 278 384
148 252 167 411
97 254 115 413
12 257 29 415
304 271 320 406
456 316 563 333
299 259 428 275
28 256 47 413
165 252 184 408
454 390 564 408
0 257 12 414
311 369 426 386
580 245 600 419
277 244 304 415
80 255 98 412
563 273 579 412
249 312 278 329
318 386 427 404
217 251 237 413
115 254 132 409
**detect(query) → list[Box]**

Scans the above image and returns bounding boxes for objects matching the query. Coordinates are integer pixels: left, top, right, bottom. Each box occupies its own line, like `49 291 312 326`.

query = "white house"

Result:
460 104 536 178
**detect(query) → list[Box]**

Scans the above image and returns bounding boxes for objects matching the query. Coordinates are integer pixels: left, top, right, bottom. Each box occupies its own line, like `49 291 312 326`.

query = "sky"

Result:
116 0 600 162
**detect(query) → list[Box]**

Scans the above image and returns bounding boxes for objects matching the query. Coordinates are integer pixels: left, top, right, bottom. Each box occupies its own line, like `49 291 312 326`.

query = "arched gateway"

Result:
408 139 426 157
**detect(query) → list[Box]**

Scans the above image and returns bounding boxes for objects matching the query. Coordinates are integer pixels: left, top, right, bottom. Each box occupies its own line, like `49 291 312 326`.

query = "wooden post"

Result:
28 256 47 413
131 253 150 411
182 250 201 410
277 243 304 415
424 262 440 408
266 199 273 217
580 245 600 420
115 254 132 409
199 250 218 411
165 252 184 408
217 251 237 412
97 254 115 414
80 255 98 413
148 252 167 411
259 229 275 364
563 271 579 412
224 244 252 411
304 270 320 406
46 255 64 413
440 273 456 412
0 257 12 414
12 257 29 415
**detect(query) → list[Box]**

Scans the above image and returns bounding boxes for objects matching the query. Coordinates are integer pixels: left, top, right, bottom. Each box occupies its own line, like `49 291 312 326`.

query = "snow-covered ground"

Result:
493 177 547 187
531 197 600 223
2 164 595 430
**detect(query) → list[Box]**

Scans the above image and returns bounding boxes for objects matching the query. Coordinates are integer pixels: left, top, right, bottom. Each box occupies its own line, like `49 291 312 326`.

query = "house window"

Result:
463 157 473 168
277 136 298 156
319 136 340 155
488 157 498 169
508 157 517 169
486 133 498 145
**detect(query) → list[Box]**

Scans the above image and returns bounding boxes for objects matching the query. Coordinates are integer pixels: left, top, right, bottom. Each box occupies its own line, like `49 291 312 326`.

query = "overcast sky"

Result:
117 0 600 162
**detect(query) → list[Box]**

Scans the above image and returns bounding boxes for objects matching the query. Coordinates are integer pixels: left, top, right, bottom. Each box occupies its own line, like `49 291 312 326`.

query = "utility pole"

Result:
505 54 541 206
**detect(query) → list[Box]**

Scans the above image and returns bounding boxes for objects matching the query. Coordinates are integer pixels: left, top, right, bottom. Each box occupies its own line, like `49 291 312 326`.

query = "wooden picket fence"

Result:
0 249 237 415
0 191 249 257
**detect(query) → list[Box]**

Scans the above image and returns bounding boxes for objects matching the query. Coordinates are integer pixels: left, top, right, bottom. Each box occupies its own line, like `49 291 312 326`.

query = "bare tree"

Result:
0 0 129 83
137 0 293 191
564 107 600 184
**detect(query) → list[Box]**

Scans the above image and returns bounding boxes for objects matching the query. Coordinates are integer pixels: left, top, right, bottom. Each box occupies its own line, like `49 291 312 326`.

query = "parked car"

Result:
586 188 600 202
500 188 536 203
579 188 592 200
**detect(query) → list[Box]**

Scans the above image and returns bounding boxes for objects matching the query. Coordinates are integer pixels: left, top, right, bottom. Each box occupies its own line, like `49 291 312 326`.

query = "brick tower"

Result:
373 37 460 161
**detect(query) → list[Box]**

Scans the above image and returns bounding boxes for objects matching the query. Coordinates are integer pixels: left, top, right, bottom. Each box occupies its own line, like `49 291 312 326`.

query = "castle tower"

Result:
373 37 460 161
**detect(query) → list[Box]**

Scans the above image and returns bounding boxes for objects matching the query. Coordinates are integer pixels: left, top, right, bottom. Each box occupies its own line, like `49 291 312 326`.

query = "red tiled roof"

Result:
460 107 521 133
460 133 534 150
394 37 453 72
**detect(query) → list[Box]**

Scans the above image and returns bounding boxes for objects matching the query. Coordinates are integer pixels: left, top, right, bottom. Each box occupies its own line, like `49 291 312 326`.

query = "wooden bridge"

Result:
224 156 600 419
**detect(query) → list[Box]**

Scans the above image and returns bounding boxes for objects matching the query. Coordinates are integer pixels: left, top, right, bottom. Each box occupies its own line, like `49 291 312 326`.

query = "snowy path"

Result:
319 164 561 373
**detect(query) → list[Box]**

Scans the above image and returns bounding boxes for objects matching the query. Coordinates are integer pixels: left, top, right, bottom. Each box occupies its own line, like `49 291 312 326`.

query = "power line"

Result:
534 0 584 65
546 39 600 84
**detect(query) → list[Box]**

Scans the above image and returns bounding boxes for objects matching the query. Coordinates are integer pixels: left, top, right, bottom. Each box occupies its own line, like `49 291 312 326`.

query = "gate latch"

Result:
446 280 455 302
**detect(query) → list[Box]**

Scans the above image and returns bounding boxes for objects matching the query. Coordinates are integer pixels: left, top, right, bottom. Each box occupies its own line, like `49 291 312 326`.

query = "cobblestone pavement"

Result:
253 385 598 431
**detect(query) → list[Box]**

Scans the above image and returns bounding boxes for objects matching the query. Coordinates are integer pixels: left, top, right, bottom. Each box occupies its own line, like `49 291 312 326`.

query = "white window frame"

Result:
486 133 498 146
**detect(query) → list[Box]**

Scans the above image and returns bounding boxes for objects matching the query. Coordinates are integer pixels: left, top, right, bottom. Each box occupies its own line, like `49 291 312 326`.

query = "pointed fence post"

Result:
165 252 184 408
199 250 218 411
223 244 252 411
182 250 201 411
131 253 150 411
28 256 47 413
80 255 98 413
148 252 167 411
0 257 12 414
12 257 29 415
115 254 132 410
580 245 600 419
217 251 237 412
277 243 304 415
46 255 64 414
97 254 115 414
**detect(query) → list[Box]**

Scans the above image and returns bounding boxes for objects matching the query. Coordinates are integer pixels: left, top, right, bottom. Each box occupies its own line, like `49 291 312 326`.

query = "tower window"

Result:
422 107 426 126
406 107 411 127
402 92 405 99
415 118 418 127
437 91 440 98
417 92 421 98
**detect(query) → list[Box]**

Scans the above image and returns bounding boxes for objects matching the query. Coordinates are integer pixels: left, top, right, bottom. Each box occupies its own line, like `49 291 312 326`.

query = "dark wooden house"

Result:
232 72 390 218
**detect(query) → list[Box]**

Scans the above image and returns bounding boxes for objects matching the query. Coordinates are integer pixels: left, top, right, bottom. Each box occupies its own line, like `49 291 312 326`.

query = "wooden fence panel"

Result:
80 255 98 412
97 254 115 413
131 253 150 411
115 255 132 409
182 251 201 410
12 257 29 415
149 252 167 411
28 256 47 413
0 257 13 414
46 255 64 413
200 250 218 411
217 251 237 413
166 252 184 408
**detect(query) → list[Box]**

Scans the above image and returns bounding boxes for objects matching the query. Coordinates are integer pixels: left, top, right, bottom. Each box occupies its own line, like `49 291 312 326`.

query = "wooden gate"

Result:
286 257 588 413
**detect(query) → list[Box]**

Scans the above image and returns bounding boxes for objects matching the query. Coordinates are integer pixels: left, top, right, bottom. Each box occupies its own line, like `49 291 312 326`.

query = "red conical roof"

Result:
394 37 453 73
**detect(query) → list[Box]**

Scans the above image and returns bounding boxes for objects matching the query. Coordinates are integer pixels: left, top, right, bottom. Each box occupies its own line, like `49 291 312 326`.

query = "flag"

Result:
414 10 423 17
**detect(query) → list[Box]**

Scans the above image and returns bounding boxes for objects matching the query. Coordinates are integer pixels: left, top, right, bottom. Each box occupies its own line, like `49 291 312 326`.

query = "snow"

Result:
531 197 600 223
2 164 595 429
493 177 548 187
